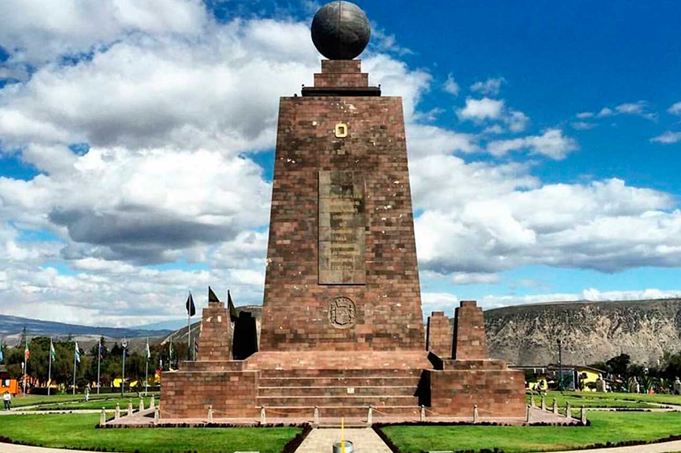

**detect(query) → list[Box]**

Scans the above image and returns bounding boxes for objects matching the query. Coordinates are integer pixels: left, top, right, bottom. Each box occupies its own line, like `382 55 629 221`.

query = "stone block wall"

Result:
426 364 526 417
197 301 232 361
453 301 488 360
259 59 424 351
160 370 258 419
426 311 453 359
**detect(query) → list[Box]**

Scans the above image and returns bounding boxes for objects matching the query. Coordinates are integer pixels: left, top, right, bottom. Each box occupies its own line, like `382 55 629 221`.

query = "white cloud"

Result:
651 131 681 144
470 77 505 96
0 0 209 66
487 128 578 160
457 97 504 121
668 102 681 116
414 176 681 276
591 101 657 121
443 74 459 96
457 97 529 132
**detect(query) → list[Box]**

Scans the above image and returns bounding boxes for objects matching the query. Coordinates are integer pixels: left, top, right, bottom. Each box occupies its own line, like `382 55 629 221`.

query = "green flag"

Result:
74 341 80 364
145 338 151 360
50 339 56 361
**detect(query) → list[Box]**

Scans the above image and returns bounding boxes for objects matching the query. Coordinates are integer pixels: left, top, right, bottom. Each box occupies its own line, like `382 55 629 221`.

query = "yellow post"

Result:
341 417 345 453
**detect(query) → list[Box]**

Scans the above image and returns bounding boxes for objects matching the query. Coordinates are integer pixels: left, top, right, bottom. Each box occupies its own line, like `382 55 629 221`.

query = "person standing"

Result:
3 391 11 410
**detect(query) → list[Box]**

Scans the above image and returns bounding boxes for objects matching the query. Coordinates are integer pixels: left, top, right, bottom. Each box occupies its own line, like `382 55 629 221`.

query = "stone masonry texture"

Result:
453 300 489 360
427 311 453 359
259 59 424 351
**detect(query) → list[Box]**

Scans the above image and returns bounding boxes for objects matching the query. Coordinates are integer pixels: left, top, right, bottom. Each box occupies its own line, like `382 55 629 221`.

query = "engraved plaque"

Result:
328 296 356 328
319 170 366 284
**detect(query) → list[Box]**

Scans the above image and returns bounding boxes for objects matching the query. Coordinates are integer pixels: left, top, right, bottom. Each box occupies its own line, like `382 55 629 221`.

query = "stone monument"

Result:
161 0 524 422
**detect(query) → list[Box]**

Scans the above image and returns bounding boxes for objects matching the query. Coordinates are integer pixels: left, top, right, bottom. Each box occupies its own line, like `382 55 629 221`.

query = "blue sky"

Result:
0 0 680 326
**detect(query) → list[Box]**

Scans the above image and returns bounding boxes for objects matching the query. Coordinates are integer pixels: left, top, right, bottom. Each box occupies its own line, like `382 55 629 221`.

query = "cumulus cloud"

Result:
457 97 528 133
414 177 681 278
457 97 504 121
487 128 577 160
443 74 459 96
470 77 505 96
0 0 209 66
668 102 681 116
651 131 681 144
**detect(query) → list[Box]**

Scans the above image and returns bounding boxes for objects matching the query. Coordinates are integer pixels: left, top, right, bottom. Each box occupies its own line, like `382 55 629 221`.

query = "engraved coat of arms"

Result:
328 296 356 328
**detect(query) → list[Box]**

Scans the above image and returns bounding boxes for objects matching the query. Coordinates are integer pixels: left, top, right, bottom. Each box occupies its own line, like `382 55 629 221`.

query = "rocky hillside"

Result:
485 298 681 366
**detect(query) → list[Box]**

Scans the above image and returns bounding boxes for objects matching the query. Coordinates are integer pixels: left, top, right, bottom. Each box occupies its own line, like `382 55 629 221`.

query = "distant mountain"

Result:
0 314 172 345
485 298 681 366
133 319 188 331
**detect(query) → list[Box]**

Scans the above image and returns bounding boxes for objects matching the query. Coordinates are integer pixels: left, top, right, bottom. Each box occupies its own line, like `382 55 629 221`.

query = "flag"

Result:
227 289 239 322
0 342 4 364
50 339 56 361
186 292 196 316
208 286 219 303
74 341 80 364
24 343 30 361
98 339 104 360
145 338 151 360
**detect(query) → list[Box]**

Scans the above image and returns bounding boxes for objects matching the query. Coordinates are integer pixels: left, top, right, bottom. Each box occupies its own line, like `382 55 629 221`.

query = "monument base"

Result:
160 350 525 421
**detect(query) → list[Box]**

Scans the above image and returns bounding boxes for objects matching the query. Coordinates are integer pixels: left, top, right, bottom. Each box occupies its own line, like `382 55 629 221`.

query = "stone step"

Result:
258 368 423 378
257 395 419 407
258 385 417 397
257 375 419 387
258 405 422 419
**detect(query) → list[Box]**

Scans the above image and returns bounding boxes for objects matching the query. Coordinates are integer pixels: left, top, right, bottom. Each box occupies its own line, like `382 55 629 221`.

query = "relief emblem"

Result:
328 296 356 329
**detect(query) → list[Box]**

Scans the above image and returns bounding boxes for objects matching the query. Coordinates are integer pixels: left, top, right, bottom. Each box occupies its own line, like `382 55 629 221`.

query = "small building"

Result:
0 366 20 395
514 364 607 391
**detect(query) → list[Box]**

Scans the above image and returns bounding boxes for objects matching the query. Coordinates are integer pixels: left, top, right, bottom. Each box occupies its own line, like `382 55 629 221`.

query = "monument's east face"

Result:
259 59 425 351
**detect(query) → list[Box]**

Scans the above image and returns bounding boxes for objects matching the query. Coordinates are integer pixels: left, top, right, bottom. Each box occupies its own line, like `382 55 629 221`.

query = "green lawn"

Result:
0 414 301 453
11 392 157 408
21 396 157 411
526 391 659 410
381 411 681 453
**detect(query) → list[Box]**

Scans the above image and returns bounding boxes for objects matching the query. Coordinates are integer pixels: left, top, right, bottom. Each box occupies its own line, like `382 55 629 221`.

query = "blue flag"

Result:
0 343 4 364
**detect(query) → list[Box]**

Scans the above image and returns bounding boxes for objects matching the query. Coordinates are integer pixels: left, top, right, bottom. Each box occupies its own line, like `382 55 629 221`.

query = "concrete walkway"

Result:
551 439 681 452
295 428 392 453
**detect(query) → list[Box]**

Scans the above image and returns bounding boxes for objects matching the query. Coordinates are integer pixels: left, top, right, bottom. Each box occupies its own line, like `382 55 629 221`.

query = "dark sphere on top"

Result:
311 1 370 60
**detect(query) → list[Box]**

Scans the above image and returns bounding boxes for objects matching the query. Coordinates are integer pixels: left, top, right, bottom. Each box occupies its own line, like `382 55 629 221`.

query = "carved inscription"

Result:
319 170 366 284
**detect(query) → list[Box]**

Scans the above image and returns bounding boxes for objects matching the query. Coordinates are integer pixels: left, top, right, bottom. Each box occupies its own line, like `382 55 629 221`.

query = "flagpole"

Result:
23 328 28 395
144 338 149 396
72 342 77 395
47 338 53 396
187 298 191 361
96 338 101 395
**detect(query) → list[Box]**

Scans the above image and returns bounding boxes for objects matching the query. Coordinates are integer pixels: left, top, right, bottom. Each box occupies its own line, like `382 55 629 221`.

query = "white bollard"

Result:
127 402 133 417
525 405 531 423
313 406 320 426
420 405 426 422
100 408 106 425
552 398 558 415
208 405 213 423
154 406 159 424
541 396 546 411
149 395 155 410
473 404 479 423
367 406 372 426
566 402 572 419
580 406 587 425
139 398 145 412
114 403 120 419
260 406 266 425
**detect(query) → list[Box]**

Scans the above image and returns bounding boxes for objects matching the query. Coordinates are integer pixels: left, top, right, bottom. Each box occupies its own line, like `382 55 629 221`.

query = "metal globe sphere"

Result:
311 1 370 60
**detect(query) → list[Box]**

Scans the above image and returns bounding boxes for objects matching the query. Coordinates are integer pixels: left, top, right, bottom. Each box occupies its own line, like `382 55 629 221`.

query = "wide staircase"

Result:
256 367 423 422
